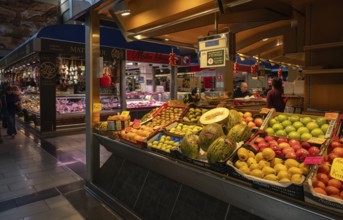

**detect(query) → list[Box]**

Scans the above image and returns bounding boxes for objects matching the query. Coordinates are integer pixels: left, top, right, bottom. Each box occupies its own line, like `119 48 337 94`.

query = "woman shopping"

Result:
267 78 287 112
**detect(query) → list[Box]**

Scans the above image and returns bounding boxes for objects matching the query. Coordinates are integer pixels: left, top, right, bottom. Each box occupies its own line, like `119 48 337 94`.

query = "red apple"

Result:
275 150 283 157
268 140 279 148
301 142 311 149
258 142 269 149
278 142 291 149
270 145 279 152
339 138 343 143
255 137 265 144
264 135 275 142
328 179 342 190
296 148 309 160
331 147 343 157
289 139 300 147
291 144 302 152
317 173 330 185
285 151 297 159
308 146 320 156
254 118 263 127
277 137 288 144
323 155 329 162
329 153 340 163
312 180 326 189
330 141 342 149
282 146 295 155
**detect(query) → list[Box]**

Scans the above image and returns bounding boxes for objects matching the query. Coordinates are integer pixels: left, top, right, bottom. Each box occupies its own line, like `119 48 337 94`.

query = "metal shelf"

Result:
94 134 340 220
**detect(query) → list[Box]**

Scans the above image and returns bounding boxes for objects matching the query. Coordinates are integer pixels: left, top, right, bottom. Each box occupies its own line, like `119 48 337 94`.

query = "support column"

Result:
170 65 177 100
85 10 100 182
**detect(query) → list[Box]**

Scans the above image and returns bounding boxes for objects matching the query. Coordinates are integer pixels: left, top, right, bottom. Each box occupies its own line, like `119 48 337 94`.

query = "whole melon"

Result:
227 123 252 143
180 134 200 159
199 123 225 151
207 136 236 164
226 109 242 133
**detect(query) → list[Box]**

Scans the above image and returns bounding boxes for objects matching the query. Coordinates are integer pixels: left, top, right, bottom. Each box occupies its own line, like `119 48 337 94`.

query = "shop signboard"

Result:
199 33 228 68
0 39 36 68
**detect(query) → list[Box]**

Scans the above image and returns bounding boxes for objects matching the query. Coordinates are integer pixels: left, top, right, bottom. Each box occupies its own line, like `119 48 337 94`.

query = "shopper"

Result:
267 78 286 112
232 82 251 98
0 98 2 143
0 82 8 128
6 86 21 137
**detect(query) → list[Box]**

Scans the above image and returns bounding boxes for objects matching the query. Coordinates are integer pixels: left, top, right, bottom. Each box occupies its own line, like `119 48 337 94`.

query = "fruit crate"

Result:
332 114 343 139
245 131 329 162
260 109 338 142
145 132 182 158
227 145 308 200
181 106 211 123
118 126 159 149
304 143 343 216
173 149 229 174
164 121 203 138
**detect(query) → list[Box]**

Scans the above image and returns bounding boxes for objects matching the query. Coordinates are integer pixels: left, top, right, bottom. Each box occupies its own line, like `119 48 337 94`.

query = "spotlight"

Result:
115 0 131 16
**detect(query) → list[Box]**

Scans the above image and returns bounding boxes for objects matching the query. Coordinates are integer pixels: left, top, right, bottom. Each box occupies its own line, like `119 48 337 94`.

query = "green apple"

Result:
282 120 292 127
306 122 319 131
293 121 304 129
302 116 312 125
272 123 283 131
265 127 275 136
316 117 327 126
285 125 296 133
301 133 312 141
288 131 300 140
290 116 300 123
297 127 310 135
311 128 324 137
277 114 288 122
321 124 329 133
269 118 277 126
276 130 287 137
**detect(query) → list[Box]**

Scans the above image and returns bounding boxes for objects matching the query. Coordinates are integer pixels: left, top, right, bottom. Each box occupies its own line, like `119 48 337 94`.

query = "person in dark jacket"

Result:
267 78 286 112
0 82 8 128
232 82 251 98
5 86 21 137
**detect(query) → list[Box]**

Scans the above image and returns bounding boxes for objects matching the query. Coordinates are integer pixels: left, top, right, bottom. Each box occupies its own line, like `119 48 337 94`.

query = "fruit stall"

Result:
91 103 342 219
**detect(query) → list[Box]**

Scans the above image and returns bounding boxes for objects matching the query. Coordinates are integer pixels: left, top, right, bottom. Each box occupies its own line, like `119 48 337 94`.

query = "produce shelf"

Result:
94 133 341 220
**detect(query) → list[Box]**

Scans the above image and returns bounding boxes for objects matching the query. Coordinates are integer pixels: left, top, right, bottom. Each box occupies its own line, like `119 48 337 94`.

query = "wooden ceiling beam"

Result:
239 38 280 56
260 46 283 59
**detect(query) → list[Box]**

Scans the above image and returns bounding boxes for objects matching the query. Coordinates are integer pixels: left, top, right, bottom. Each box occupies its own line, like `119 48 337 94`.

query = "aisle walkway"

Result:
0 127 121 220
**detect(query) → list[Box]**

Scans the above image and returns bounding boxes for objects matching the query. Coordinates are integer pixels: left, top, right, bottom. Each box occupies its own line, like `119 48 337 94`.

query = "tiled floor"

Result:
0 126 120 220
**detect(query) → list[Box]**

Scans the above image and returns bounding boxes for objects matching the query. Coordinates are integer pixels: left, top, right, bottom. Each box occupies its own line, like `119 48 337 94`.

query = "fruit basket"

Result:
246 131 328 161
260 109 338 143
145 132 181 157
304 138 343 214
164 121 203 138
227 145 310 200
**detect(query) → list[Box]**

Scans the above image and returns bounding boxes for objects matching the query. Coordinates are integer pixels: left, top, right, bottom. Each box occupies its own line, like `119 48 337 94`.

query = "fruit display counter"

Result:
92 106 342 219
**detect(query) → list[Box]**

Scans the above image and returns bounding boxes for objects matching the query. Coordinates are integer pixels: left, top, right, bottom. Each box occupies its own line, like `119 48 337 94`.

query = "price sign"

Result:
304 156 323 165
330 158 343 181
260 108 270 114
308 137 326 145
324 112 339 120
93 103 102 113
121 111 130 117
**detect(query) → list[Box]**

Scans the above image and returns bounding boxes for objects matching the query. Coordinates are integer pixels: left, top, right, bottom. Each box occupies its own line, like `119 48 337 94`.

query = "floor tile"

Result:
0 185 9 194
0 199 17 212
0 200 49 220
0 186 36 202
60 213 84 220
15 188 60 206
44 195 70 209
23 205 78 220
56 181 84 194
33 177 77 192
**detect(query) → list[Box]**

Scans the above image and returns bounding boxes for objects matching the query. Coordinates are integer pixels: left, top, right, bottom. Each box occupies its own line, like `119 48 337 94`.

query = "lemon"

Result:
235 161 248 169
255 152 263 163
291 174 303 184
271 158 283 167
258 160 270 169
249 163 260 171
247 158 257 166
262 148 276 161
239 166 250 175
277 170 290 179
250 169 264 178
264 174 278 181
284 159 299 168
279 177 291 183
288 167 303 175
262 166 276 176
274 164 287 173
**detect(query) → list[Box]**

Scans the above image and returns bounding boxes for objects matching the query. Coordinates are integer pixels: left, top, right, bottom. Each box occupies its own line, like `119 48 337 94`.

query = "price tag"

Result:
121 111 130 117
93 103 102 113
260 108 270 114
308 137 326 145
304 156 323 165
324 112 338 120
330 158 343 181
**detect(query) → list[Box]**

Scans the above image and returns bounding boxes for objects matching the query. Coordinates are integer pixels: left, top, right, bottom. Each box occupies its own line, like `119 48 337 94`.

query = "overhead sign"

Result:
199 33 228 68
200 49 226 68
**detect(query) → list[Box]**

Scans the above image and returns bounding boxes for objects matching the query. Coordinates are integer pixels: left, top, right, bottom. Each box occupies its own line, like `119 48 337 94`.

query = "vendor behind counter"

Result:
232 82 251 98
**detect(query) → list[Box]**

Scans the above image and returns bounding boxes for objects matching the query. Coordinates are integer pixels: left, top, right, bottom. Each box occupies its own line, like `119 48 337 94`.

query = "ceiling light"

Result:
165 38 169 41
134 35 142 40
115 0 131 17
262 38 269 42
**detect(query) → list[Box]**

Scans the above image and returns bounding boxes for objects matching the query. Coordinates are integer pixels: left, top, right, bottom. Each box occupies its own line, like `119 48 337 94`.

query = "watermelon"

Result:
180 134 199 159
199 123 224 151
226 109 242 133
227 123 252 143
207 136 236 164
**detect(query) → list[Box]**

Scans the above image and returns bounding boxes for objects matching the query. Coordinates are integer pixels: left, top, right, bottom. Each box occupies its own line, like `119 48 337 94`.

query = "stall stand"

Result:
0 24 178 136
